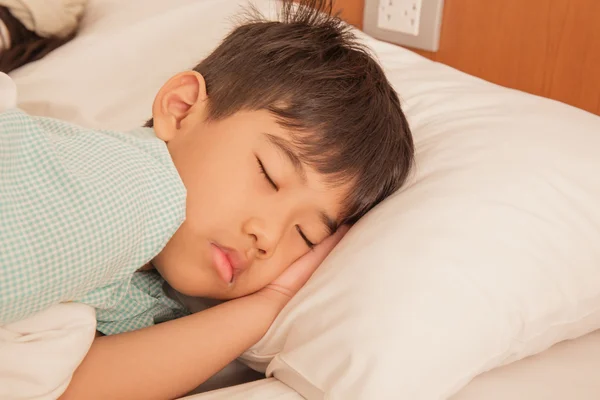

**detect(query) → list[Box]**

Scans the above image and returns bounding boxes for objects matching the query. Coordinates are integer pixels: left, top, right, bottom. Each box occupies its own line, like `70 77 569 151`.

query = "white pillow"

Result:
11 1 600 399
237 37 600 398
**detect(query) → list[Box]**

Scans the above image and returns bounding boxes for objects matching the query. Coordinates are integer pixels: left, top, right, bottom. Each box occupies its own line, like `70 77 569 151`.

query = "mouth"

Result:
210 242 250 285
210 243 235 284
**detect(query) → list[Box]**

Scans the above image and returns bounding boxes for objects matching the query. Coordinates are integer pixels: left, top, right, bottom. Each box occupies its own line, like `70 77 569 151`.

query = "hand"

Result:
256 224 350 308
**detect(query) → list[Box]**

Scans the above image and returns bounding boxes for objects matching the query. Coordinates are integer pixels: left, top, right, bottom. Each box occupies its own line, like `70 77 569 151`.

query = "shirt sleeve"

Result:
0 107 185 325
95 271 190 335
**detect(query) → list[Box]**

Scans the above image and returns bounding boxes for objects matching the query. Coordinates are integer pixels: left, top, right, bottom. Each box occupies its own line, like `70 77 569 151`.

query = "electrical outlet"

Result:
364 0 445 52
377 0 422 36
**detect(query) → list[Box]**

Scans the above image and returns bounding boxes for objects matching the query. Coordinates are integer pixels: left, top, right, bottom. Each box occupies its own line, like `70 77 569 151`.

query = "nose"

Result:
242 217 283 260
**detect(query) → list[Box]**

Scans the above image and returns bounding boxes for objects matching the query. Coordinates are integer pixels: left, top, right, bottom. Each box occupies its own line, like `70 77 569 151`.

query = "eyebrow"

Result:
264 133 306 182
264 133 338 236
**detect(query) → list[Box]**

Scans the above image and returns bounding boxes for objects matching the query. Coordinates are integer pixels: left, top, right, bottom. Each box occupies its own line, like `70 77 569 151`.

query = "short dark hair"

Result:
146 0 414 226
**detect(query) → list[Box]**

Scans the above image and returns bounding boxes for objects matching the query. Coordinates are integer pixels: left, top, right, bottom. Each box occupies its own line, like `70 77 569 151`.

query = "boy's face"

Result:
150 72 347 299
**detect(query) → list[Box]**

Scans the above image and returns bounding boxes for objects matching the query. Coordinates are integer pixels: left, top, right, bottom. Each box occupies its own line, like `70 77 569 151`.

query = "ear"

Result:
152 70 207 142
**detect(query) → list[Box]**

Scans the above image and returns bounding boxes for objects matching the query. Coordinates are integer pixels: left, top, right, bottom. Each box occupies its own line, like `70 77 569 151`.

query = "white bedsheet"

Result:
451 329 600 400
184 329 600 400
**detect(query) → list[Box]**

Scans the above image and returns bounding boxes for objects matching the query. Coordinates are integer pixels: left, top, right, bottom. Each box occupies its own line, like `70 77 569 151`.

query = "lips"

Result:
210 243 249 284
210 243 234 284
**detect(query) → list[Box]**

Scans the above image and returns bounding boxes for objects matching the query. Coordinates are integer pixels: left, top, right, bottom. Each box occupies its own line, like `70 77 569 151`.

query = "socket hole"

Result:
411 18 415 25
404 10 408 16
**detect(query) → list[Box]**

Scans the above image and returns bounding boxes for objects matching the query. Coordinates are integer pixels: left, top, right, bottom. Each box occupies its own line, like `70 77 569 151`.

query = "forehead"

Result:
239 110 351 229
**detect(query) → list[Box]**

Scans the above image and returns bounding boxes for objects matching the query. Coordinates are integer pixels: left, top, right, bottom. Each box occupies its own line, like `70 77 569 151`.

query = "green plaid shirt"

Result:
0 108 189 334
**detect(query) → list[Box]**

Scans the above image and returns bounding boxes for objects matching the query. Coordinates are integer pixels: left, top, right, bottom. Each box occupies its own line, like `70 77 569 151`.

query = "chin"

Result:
151 264 198 296
176 281 250 301
164 275 208 297
161 271 235 299
152 262 253 300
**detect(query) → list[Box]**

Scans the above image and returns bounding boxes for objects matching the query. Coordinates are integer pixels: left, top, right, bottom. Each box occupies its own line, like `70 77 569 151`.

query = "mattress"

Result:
186 329 600 399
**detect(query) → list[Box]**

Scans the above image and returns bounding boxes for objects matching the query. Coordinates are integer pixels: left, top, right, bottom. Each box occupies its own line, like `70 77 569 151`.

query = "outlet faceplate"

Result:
364 0 444 52
377 0 422 37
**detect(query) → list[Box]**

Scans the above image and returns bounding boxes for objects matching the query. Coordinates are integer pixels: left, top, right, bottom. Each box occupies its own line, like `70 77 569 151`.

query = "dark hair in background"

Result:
146 0 414 226
0 6 74 73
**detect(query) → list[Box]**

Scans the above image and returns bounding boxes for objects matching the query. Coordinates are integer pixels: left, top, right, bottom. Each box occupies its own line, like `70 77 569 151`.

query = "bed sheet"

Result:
185 329 600 400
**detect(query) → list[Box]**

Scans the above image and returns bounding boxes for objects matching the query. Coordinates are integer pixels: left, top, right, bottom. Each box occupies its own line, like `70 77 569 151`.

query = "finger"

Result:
286 224 349 274
270 225 351 291
317 224 350 253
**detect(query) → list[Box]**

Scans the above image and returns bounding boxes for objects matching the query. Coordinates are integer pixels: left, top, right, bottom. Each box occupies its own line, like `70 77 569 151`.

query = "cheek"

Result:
179 151 257 235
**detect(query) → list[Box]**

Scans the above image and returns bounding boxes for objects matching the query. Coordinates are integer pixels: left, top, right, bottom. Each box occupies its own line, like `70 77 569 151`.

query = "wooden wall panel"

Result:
333 0 365 28
332 0 600 115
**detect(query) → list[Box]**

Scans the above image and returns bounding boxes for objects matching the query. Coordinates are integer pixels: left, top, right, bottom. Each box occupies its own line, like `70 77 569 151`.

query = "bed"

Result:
8 0 600 399
184 330 600 400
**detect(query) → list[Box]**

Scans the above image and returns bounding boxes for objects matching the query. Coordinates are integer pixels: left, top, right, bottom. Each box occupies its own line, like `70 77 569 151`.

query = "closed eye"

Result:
256 156 278 191
296 225 315 249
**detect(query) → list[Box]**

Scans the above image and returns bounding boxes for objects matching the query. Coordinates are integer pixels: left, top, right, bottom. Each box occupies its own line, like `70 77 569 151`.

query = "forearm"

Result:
60 293 281 400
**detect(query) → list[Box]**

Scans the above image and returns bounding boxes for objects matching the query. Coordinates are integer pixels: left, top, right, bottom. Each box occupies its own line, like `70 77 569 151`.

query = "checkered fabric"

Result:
0 108 188 334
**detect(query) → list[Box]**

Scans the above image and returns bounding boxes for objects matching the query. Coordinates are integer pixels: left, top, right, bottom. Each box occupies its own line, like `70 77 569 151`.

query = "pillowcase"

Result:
235 34 600 399
11 1 600 398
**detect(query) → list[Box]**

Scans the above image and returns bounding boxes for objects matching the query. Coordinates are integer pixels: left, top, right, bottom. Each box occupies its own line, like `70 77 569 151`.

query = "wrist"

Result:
251 287 291 315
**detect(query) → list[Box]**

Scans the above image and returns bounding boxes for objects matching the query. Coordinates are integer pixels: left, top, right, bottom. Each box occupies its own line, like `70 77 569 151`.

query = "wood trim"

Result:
333 0 600 115
333 0 365 29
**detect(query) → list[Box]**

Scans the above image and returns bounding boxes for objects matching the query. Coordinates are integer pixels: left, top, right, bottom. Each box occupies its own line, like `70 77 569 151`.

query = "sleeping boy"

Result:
0 1 414 398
